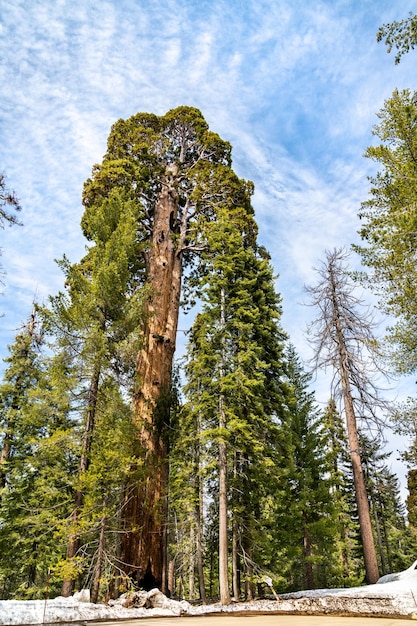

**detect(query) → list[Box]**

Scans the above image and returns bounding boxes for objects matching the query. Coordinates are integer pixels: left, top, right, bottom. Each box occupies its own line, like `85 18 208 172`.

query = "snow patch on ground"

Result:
2 562 417 625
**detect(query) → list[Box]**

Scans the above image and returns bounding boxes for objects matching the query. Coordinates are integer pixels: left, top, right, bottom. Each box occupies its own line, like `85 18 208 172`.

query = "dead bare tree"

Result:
305 248 392 584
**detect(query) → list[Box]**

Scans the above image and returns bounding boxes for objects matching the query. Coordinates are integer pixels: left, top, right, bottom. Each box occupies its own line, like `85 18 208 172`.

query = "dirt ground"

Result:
97 615 416 625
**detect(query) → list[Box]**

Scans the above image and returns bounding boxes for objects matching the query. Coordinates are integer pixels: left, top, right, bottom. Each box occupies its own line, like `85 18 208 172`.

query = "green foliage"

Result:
2 104 414 600
270 348 341 591
321 399 363 586
0 316 77 599
406 469 417 528
377 12 417 64
30 165 149 598
360 432 411 575
354 89 417 374
177 200 288 599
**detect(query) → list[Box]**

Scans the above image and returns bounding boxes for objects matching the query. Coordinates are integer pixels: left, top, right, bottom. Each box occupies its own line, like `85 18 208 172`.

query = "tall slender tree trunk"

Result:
338 510 351 579
381 513 393 573
195 484 207 603
372 505 386 574
91 497 107 603
330 272 379 584
218 288 231 605
303 520 315 589
62 365 101 596
168 558 175 597
0 432 12 491
232 517 239 601
189 524 195 599
120 165 184 592
218 408 230 604
244 544 254 601
340 369 379 583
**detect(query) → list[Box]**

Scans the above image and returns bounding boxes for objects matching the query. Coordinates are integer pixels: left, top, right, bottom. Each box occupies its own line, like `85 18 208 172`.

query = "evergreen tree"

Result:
390 400 417 564
354 89 417 374
182 205 287 602
42 188 145 597
407 469 417 528
0 313 76 599
272 347 337 591
82 106 260 590
322 398 363 586
360 433 410 575
0 310 47 494
167 395 207 602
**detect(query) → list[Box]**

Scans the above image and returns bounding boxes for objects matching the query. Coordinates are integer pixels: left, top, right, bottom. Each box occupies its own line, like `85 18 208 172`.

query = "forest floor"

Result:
96 616 416 625
2 562 417 625
2 577 417 626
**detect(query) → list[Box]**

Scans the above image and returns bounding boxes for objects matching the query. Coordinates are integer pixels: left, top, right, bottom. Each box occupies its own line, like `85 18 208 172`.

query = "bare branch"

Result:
305 248 392 432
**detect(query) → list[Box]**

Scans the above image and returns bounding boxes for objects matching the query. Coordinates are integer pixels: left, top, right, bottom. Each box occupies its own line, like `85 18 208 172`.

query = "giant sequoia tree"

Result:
82 106 255 591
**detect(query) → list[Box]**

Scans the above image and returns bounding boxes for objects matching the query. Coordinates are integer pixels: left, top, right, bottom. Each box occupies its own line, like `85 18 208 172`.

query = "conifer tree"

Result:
82 106 267 590
273 346 337 590
0 313 76 599
407 470 417 528
0 310 43 490
360 433 412 575
42 188 145 597
182 204 287 602
354 89 417 374
322 398 362 586
167 397 207 601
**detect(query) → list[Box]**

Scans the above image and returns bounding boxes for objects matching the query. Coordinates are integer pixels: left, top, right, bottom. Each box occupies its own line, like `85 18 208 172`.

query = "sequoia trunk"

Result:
120 166 183 591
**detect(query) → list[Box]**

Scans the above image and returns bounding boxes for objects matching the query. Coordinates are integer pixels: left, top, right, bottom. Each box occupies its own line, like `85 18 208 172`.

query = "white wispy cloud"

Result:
0 0 416 407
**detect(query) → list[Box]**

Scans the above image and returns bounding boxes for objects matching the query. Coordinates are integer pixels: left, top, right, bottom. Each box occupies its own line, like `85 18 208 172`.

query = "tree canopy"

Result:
354 89 417 374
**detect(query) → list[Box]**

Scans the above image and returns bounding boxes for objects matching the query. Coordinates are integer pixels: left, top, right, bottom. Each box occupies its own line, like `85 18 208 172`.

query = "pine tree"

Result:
354 89 417 374
322 398 363 586
182 204 287 602
272 346 338 591
0 310 42 490
360 433 411 575
0 313 76 599
407 470 417 528
42 188 145 597
167 394 207 602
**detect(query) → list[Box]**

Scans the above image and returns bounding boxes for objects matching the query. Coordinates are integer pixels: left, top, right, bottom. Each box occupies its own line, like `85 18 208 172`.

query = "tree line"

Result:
1 13 417 603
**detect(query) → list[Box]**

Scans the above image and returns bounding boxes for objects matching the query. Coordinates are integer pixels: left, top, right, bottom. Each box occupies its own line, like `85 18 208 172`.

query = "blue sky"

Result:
1 0 417 486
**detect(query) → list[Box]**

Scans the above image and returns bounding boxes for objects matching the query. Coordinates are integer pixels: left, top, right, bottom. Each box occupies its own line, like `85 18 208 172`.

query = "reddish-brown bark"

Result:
120 166 183 591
